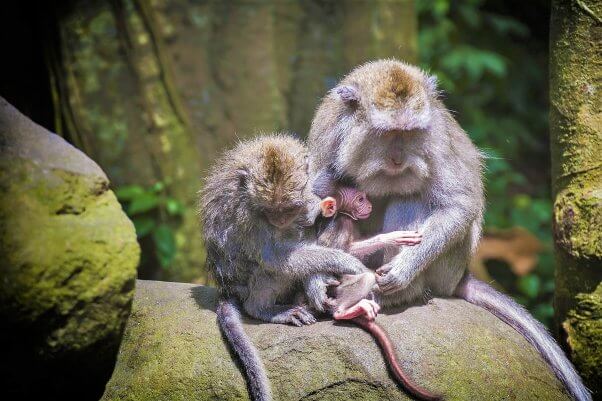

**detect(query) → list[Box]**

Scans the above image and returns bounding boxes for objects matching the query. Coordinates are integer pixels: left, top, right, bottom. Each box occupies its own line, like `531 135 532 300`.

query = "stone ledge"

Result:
102 280 570 401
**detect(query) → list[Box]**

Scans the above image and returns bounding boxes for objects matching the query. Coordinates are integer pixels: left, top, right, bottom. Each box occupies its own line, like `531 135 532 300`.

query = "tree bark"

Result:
49 0 417 283
550 0 602 395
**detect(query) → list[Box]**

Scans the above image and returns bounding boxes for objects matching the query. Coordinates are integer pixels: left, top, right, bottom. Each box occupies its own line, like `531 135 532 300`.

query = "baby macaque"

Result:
305 184 421 314
311 187 441 401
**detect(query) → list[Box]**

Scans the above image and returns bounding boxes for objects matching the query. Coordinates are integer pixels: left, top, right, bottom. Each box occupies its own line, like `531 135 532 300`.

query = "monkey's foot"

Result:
275 306 317 327
333 299 380 321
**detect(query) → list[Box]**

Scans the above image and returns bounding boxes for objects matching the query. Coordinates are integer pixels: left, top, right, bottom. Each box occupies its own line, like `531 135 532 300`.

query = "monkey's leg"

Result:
243 279 316 326
349 231 422 259
456 274 592 401
334 299 380 321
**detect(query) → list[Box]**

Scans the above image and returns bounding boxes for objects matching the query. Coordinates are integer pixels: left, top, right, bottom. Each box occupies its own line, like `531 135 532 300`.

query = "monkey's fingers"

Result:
294 307 317 325
394 238 422 246
326 278 341 287
376 264 392 276
366 299 381 315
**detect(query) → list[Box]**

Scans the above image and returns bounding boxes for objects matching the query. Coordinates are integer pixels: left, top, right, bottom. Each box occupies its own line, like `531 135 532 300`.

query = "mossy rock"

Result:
0 97 140 400
103 280 571 401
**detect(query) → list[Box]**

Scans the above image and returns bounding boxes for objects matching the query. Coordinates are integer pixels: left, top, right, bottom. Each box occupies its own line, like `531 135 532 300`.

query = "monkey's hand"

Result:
279 305 317 326
375 263 413 294
378 231 422 247
305 275 340 313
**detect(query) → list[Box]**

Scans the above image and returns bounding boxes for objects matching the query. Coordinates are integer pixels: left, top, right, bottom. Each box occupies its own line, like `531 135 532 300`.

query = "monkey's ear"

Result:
335 85 360 103
425 75 438 94
236 168 249 188
320 197 337 218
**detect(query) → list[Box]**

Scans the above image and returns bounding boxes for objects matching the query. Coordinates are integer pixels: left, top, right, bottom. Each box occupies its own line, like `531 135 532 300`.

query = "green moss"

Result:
563 283 602 395
0 153 139 398
103 282 570 401
0 159 138 355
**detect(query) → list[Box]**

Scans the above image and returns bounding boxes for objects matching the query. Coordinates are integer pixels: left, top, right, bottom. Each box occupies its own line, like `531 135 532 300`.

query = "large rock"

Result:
103 280 570 401
0 97 140 400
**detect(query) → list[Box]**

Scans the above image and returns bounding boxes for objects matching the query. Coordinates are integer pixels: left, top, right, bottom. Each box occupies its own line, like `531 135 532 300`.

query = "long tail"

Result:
455 274 591 401
352 317 442 401
216 297 272 401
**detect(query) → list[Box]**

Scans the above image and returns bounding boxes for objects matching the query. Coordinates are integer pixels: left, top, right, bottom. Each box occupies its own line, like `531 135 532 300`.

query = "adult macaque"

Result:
199 134 368 401
307 59 590 401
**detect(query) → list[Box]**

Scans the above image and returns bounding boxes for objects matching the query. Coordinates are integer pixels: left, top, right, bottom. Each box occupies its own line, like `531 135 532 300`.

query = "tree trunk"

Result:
49 0 417 283
550 0 602 395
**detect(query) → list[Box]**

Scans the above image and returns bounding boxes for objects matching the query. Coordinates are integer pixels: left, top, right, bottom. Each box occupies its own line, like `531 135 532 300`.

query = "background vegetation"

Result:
0 0 555 326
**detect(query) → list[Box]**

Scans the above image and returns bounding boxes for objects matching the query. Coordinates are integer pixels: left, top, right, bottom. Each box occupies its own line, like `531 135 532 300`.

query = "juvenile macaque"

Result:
307 59 590 401
199 134 368 401
312 188 441 401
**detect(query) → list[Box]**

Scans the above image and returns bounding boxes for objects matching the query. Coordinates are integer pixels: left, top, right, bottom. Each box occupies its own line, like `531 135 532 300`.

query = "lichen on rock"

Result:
0 97 140 399
102 280 570 401
563 282 602 395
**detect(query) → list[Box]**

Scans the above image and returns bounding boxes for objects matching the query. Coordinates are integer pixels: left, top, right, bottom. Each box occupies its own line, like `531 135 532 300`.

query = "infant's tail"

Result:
353 317 443 401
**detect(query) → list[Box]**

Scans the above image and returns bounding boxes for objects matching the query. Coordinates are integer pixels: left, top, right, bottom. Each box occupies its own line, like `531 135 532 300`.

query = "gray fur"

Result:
307 59 591 401
216 298 271 401
199 134 367 401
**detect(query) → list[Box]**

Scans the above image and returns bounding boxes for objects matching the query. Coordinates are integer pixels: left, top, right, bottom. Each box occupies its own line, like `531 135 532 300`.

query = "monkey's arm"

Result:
259 240 368 278
349 231 422 259
304 273 339 312
377 200 477 294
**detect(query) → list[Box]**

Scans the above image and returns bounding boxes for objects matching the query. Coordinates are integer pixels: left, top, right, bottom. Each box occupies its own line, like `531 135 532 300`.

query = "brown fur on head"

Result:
236 135 309 229
333 59 437 132
308 59 479 198
254 142 302 208
199 133 311 232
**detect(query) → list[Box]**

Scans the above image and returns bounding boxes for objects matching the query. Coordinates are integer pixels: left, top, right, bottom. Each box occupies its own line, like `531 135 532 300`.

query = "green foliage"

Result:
418 0 553 326
116 183 184 269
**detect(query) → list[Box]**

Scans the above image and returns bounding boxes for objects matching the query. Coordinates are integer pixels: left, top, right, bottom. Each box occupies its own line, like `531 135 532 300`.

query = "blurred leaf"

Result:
513 194 531 209
132 216 156 237
459 4 481 28
166 198 185 216
128 192 160 215
487 14 529 37
518 275 541 299
532 303 554 324
153 224 176 268
115 185 144 201
152 181 165 192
